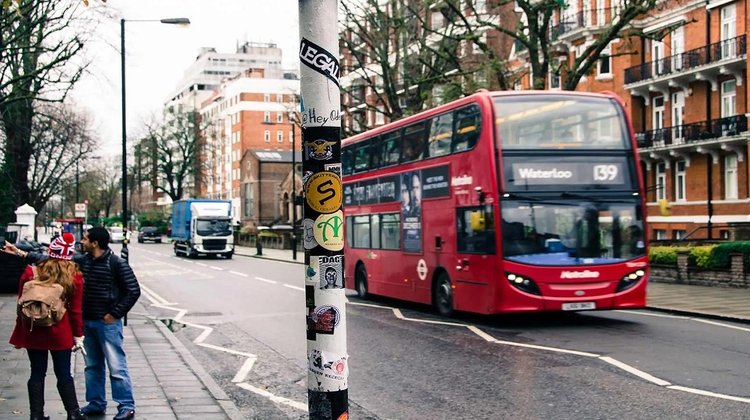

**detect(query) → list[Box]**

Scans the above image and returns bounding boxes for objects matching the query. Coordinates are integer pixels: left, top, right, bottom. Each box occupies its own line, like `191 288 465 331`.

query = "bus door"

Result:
453 205 497 312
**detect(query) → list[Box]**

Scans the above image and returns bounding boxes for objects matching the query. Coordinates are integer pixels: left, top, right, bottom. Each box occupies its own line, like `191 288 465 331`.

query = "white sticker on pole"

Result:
308 349 348 391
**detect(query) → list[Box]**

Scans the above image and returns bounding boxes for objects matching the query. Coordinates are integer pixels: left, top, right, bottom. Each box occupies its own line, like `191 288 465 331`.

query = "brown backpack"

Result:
17 267 67 331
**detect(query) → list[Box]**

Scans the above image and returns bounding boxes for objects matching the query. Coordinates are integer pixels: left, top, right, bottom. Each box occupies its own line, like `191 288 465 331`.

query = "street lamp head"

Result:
160 17 191 25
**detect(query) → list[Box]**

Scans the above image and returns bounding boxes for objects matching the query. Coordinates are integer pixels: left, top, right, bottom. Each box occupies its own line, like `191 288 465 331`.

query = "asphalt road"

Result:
123 242 750 419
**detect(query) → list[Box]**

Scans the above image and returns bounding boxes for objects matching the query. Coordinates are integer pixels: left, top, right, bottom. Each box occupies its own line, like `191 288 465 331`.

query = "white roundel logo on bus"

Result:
575 290 586 296
416 259 428 281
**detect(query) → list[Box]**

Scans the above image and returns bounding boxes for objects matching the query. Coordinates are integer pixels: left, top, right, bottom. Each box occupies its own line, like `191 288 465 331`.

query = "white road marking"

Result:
231 358 257 383
616 310 689 320
254 277 278 284
692 318 750 333
667 385 750 403
599 356 671 386
209 266 223 271
236 383 307 412
230 271 249 277
195 262 208 267
283 284 305 291
392 308 466 327
467 325 499 343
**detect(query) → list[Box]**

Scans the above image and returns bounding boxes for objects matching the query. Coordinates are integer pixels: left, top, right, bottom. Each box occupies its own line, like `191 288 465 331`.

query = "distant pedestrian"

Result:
5 233 87 420
7 227 141 420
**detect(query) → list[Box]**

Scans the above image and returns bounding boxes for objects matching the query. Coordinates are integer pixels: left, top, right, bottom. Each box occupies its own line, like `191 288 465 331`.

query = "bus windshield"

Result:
494 95 630 149
501 197 645 265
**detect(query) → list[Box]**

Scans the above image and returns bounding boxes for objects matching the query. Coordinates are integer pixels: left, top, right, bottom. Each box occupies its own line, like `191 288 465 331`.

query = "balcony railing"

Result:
625 34 747 84
636 114 748 148
550 8 615 40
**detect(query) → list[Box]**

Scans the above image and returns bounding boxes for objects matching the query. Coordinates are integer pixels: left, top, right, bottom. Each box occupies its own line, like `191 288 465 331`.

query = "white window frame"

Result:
277 112 284 123
597 43 612 76
721 79 737 117
675 160 686 202
277 93 283 103
264 130 271 142
289 130 293 142
264 93 270 102
725 154 739 199
654 229 667 240
277 130 283 142
656 163 667 202
721 4 737 58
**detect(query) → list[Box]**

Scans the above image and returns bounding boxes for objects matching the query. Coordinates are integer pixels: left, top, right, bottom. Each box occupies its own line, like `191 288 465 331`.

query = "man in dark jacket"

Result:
11 226 140 420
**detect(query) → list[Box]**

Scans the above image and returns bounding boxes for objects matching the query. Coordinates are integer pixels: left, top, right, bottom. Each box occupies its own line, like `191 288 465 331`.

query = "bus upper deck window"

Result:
452 105 481 152
353 142 371 173
381 132 401 166
428 113 453 157
342 148 353 176
402 122 427 163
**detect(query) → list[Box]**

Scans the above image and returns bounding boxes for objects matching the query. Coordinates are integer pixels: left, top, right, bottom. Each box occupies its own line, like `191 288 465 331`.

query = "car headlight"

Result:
616 269 646 292
506 272 541 296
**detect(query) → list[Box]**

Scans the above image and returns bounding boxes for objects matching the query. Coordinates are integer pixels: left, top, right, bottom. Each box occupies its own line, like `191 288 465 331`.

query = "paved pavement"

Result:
3 242 747 419
0 299 243 420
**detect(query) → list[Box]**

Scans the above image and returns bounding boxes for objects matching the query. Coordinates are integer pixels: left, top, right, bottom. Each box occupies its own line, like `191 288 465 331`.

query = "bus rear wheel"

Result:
355 264 368 299
433 272 454 317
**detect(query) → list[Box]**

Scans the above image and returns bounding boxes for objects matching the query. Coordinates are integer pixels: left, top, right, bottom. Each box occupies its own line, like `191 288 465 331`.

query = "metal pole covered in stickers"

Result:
299 1 348 419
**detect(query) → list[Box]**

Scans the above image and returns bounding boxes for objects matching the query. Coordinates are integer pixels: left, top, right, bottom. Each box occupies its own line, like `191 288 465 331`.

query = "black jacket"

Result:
26 249 140 320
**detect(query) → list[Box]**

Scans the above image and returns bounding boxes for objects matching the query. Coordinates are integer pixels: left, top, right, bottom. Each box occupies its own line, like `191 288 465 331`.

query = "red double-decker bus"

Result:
342 90 648 316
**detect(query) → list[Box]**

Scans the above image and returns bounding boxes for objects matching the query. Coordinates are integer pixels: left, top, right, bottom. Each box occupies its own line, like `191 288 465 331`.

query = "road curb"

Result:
235 251 305 264
646 305 750 324
150 318 245 420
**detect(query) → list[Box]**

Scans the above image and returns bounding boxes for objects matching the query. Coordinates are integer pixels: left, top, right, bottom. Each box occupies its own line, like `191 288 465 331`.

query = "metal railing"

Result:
550 7 615 40
625 34 747 84
636 114 748 148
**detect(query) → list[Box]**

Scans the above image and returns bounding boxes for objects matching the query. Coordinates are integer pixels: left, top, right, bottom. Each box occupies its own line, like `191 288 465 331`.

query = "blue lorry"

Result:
171 199 235 259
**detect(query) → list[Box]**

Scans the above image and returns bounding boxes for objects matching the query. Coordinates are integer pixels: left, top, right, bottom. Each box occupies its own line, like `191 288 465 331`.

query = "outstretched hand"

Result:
2 241 19 256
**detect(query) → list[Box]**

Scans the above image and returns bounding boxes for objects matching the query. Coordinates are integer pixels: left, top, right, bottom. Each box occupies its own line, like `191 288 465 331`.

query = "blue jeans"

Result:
83 319 135 412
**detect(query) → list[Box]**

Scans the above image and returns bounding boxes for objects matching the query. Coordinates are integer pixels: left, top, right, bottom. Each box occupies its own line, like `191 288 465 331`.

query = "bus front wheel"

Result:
433 272 454 317
355 264 368 299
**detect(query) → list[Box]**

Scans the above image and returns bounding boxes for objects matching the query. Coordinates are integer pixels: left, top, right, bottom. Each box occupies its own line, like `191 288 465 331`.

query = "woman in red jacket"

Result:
8 233 86 420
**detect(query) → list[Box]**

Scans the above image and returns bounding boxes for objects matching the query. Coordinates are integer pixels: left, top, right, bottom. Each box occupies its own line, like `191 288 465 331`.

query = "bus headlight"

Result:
617 269 646 292
506 272 541 296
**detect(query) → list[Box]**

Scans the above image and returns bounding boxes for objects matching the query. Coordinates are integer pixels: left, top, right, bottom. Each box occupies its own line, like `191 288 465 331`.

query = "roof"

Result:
251 150 302 162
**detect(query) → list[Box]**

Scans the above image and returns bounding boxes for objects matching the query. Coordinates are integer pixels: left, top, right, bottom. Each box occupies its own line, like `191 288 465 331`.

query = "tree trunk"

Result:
1 98 34 209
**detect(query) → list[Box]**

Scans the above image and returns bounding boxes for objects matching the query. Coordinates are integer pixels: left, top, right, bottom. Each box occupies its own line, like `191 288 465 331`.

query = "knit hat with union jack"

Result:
48 233 76 260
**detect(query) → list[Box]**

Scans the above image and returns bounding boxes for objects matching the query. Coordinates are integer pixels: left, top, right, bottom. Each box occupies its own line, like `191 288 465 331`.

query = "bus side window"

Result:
402 121 427 163
428 113 453 158
353 141 371 173
352 215 370 248
342 147 353 176
456 206 495 254
452 105 482 153
380 131 401 167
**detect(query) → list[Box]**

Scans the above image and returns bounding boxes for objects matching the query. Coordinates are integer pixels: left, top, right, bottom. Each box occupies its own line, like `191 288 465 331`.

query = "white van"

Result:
109 226 124 243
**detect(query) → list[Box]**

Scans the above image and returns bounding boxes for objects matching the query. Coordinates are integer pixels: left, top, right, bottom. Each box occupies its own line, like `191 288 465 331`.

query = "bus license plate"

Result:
562 302 596 311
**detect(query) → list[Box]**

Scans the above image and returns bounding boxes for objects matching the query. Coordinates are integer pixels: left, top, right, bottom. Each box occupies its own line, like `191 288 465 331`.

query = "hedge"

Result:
648 242 750 269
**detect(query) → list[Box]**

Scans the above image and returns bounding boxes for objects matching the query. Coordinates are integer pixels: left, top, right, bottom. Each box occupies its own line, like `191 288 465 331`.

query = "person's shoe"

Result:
80 405 106 416
112 409 135 420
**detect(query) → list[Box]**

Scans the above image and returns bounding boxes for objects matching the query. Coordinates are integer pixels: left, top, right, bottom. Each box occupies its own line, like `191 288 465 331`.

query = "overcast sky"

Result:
70 0 300 156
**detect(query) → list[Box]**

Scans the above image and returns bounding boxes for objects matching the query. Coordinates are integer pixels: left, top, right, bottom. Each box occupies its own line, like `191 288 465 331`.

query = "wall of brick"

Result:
649 253 749 287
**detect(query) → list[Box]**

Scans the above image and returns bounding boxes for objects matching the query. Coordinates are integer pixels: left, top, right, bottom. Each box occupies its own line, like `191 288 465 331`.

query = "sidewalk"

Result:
0 299 242 420
235 246 750 322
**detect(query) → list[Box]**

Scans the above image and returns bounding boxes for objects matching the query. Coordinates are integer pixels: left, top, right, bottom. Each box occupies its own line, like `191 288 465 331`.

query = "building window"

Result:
675 160 686 202
277 112 283 123
289 130 293 142
264 130 270 142
721 4 737 58
597 44 611 76
277 130 283 142
654 229 667 240
276 93 283 103
264 93 270 102
673 230 687 240
725 154 738 199
721 80 736 117
264 112 271 123
549 70 560 89
655 163 666 201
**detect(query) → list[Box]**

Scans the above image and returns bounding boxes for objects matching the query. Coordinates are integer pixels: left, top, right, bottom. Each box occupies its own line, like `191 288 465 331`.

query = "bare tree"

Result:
340 0 489 136
0 0 97 222
27 102 98 212
143 106 206 203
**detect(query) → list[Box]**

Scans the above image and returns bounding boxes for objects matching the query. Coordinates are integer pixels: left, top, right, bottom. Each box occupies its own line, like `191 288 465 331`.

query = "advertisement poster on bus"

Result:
401 171 422 252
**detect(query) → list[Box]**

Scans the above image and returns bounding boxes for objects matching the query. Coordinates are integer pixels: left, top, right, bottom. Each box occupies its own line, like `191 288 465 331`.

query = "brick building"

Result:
198 68 301 225
339 0 750 241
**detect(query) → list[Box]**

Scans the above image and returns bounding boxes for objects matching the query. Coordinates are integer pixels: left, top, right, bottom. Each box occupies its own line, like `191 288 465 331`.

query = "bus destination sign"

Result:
510 162 625 186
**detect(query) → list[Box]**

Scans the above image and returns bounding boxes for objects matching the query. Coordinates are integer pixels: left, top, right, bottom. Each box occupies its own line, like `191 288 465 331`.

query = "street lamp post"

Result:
121 17 190 229
290 110 297 260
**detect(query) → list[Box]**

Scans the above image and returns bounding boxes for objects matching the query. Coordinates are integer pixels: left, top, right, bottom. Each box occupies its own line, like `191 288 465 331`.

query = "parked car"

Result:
109 226 125 243
138 226 162 243
0 227 44 293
